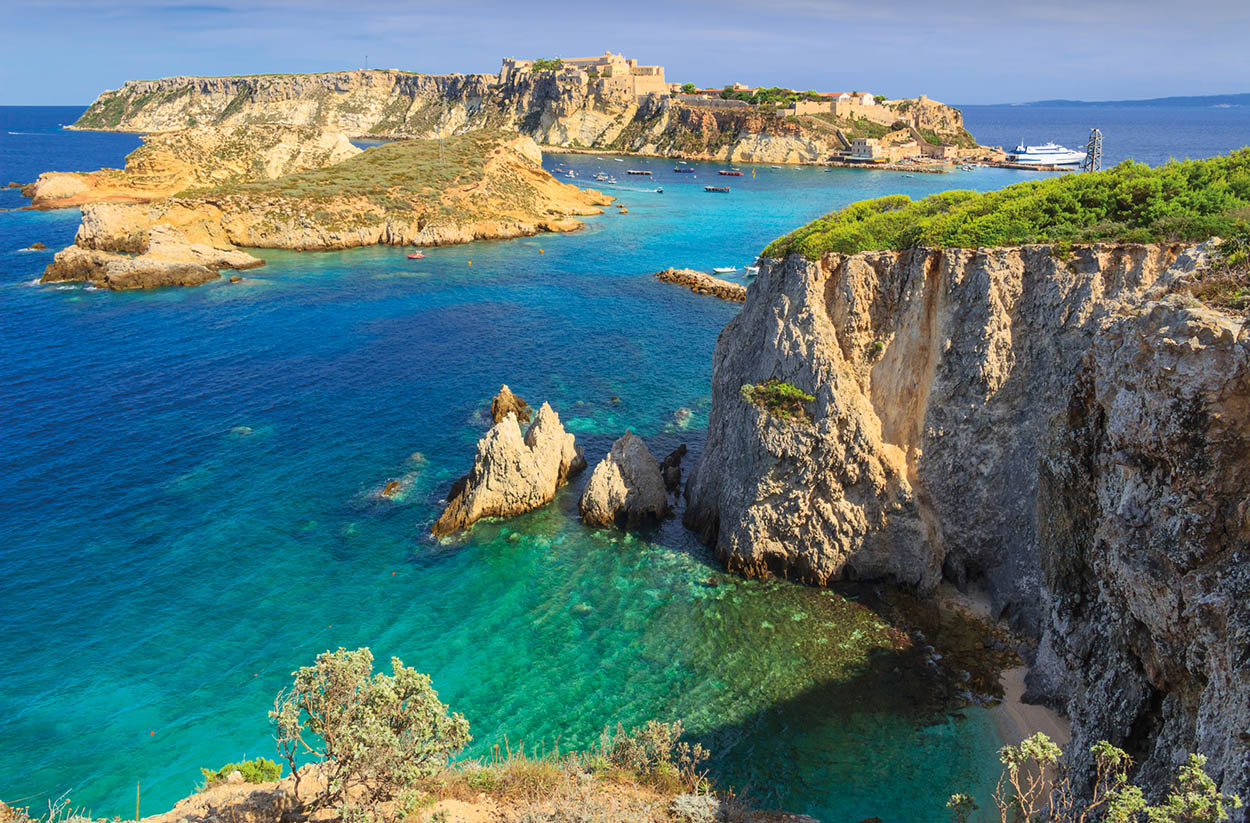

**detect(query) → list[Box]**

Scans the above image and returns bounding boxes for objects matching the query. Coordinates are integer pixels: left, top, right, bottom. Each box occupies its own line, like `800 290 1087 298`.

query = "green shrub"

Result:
739 380 816 421
270 647 471 814
765 150 1250 259
531 58 564 72
950 733 1241 823
199 757 282 790
598 720 709 793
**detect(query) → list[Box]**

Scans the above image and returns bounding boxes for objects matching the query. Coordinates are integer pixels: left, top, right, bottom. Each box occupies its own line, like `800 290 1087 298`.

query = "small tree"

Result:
531 58 564 73
680 82 697 94
270 647 470 814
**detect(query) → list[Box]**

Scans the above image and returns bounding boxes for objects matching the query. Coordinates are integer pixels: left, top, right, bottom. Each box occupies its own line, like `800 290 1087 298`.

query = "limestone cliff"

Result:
1035 298 1249 802
685 240 1248 803
23 124 359 209
71 70 972 165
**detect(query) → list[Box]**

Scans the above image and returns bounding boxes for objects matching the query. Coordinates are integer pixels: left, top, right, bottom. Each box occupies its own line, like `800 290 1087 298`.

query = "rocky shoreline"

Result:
33 128 612 290
654 267 746 302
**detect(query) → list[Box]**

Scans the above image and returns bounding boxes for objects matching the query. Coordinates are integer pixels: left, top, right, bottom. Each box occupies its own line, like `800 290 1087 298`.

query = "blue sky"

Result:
3 0 1248 105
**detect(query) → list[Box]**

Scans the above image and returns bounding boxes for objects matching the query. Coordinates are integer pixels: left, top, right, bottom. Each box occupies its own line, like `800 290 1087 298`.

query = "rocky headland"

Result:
69 69 975 165
39 128 612 289
683 238 1248 803
22 124 360 209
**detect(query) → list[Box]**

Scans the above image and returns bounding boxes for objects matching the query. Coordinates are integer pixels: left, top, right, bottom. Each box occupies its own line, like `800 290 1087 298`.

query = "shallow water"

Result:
0 107 1059 821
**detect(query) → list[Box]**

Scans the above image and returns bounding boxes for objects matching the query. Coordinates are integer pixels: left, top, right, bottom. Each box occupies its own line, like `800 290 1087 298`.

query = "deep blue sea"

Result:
0 104 1244 822
961 102 1250 166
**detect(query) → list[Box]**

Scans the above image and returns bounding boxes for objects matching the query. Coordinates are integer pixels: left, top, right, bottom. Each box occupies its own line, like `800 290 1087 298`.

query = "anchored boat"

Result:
704 185 731 193
718 170 743 176
1005 141 1085 166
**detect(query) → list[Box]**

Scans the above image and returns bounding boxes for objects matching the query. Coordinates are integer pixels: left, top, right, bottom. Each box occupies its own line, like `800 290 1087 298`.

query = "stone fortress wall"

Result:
499 52 668 97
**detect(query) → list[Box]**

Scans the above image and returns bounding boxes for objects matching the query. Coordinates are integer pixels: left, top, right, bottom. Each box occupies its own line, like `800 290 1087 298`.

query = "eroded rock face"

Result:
579 432 669 528
1034 298 1250 803
491 384 532 425
25 124 360 209
41 224 263 290
685 243 1187 633
432 403 585 537
686 239 1249 806
70 71 972 165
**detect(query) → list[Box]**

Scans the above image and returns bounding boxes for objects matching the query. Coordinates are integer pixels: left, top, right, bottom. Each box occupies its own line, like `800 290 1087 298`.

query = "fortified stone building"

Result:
499 52 668 97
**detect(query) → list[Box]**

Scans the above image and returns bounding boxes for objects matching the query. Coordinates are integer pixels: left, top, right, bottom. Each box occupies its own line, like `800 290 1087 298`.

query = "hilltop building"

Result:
499 52 668 97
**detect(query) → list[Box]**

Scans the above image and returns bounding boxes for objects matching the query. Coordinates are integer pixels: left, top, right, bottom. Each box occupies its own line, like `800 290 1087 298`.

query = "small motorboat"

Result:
718 170 743 176
627 169 653 175
656 187 663 193
407 252 425 259
674 166 696 173
744 266 759 276
713 266 737 274
704 185 730 193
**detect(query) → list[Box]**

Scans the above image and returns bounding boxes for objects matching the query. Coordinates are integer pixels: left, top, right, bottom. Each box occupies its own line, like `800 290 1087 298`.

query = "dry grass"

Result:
1178 261 1250 316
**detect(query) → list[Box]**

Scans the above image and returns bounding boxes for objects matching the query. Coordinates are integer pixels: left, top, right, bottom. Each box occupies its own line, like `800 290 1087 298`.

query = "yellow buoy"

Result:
467 261 472 266
539 249 544 254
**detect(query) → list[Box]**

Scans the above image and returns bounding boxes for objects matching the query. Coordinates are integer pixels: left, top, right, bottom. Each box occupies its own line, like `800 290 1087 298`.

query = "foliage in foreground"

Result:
268 648 714 822
270 647 471 813
949 732 1241 823
740 380 815 421
764 150 1250 259
199 757 282 790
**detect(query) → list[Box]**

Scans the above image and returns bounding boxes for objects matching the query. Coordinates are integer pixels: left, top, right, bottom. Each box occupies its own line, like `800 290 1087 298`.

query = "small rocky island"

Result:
33 127 612 290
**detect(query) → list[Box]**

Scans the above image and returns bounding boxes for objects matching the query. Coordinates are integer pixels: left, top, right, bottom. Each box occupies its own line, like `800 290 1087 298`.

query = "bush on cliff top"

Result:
764 149 1250 259
199 757 282 790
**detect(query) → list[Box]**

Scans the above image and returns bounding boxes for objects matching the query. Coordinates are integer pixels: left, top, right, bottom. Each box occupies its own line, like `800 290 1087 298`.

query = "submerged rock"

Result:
579 431 669 528
432 403 585 537
490 384 532 425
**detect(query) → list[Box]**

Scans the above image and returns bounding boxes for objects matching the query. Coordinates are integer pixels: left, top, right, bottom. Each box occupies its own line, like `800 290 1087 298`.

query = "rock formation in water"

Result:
432 403 586 537
69 70 974 165
23 124 360 209
654 268 746 302
491 384 532 425
684 238 1249 803
659 444 687 493
41 130 612 289
579 431 670 528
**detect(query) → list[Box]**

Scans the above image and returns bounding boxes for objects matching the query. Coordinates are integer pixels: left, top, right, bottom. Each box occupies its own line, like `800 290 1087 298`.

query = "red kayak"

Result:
407 252 425 259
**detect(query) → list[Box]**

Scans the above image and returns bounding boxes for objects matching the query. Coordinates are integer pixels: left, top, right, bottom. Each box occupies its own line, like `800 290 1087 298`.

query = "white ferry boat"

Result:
1006 141 1086 166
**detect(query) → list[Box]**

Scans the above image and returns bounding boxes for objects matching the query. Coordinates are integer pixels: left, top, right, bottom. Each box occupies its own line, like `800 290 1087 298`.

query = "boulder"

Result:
432 403 585 536
27 241 46 250
654 268 746 302
659 444 687 492
490 384 532 424
579 431 669 528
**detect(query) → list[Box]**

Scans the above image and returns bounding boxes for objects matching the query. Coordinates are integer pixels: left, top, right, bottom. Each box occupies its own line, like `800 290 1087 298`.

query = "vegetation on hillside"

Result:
764 150 1250 259
530 58 564 72
950 732 1241 823
187 130 507 204
199 758 282 790
740 380 815 422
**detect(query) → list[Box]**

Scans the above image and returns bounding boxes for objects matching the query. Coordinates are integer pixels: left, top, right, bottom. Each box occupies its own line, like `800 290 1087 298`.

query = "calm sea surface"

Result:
0 104 1243 821
961 102 1250 166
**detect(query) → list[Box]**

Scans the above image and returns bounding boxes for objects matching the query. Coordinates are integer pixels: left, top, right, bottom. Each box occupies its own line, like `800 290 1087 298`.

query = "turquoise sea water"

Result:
0 107 1060 822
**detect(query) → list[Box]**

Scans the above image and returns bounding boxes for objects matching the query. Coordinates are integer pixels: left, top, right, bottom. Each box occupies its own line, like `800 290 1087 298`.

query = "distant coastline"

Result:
1009 91 1250 108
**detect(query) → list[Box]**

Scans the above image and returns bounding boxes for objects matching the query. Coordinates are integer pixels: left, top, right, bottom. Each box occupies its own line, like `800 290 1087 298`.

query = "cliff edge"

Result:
684 239 1248 804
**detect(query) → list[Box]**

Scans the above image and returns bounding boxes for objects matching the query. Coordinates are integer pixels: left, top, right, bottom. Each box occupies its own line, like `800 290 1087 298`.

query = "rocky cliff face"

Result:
685 240 1247 803
71 71 970 164
1035 299 1249 802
